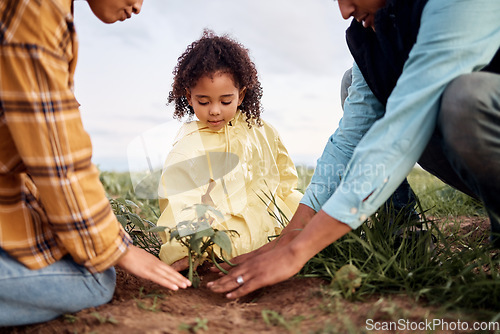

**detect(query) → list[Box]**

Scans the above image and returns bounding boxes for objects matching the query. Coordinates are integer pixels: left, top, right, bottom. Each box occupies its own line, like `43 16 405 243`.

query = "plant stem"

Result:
188 250 193 283
211 250 228 274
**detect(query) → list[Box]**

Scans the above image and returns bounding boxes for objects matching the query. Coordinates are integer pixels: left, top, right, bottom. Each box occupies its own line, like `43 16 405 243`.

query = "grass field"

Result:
100 166 500 326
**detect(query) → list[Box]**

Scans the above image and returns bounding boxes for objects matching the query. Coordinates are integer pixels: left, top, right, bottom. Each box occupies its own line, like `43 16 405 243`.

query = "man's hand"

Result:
116 245 191 290
207 241 306 298
211 204 315 273
207 210 351 298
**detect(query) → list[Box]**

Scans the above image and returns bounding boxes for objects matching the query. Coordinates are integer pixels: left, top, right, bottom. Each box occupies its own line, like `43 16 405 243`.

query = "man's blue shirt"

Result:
301 0 500 229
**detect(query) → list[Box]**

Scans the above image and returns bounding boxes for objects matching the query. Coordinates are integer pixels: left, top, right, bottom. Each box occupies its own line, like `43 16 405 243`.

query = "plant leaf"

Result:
212 230 233 256
169 229 180 241
125 199 139 208
206 206 224 220
146 226 167 233
190 237 203 254
129 213 145 229
192 227 215 240
116 215 128 228
195 204 208 218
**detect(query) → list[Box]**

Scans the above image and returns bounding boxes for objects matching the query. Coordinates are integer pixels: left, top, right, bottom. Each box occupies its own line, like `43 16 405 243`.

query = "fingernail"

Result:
226 293 232 298
172 285 179 291
206 282 213 287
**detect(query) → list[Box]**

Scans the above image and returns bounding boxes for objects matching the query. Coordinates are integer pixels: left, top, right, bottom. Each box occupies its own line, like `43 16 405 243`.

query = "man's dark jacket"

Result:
346 0 500 106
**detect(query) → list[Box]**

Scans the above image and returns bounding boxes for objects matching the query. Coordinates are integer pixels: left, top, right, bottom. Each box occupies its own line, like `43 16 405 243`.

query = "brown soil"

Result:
3 216 493 334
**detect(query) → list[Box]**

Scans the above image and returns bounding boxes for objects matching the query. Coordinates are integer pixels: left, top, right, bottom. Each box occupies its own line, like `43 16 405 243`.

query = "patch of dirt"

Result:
3 216 493 334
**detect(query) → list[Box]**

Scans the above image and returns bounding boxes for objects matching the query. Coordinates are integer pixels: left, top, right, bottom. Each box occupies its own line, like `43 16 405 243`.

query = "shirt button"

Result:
350 207 358 214
359 214 367 221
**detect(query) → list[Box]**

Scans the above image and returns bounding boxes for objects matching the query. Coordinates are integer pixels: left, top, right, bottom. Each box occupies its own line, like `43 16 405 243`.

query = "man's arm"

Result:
301 63 385 212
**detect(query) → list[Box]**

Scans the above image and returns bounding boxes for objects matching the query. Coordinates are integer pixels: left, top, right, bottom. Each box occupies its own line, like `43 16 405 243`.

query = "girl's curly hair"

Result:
168 29 263 127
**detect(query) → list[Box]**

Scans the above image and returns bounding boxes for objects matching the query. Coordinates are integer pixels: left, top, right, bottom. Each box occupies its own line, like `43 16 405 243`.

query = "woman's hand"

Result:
116 245 191 290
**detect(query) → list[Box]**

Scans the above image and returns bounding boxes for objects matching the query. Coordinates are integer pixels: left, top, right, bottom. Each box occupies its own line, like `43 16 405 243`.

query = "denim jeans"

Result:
341 68 417 217
418 71 500 246
0 248 116 326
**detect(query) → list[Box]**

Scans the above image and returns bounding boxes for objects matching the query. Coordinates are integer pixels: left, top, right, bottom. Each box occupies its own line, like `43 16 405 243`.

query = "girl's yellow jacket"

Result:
157 111 302 265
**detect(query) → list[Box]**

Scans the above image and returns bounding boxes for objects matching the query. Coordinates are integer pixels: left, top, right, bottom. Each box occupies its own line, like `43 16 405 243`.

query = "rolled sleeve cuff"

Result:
300 183 333 213
320 187 368 230
82 228 132 273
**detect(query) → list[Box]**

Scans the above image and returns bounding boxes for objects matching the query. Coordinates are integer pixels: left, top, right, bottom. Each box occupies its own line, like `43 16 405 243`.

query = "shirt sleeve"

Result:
300 63 385 212
320 0 500 229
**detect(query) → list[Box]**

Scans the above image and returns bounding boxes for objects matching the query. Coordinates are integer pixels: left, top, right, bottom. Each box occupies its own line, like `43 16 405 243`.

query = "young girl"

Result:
157 30 302 270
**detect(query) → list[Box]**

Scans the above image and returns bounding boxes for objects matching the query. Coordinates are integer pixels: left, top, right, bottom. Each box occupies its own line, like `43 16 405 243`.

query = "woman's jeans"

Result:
0 248 116 326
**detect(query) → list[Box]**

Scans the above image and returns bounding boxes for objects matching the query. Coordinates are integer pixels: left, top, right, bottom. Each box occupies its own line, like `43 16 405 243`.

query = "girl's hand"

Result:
171 256 190 272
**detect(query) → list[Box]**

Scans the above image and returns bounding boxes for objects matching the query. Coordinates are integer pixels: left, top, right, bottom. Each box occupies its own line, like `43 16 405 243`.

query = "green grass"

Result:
300 167 499 320
407 167 485 217
100 166 499 321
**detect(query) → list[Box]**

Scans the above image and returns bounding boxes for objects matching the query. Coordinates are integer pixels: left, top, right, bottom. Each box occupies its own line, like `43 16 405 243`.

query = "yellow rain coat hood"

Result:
157 111 302 265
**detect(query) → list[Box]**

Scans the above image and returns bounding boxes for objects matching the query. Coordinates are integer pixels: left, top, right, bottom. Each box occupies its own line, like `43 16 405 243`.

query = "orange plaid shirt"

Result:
0 0 131 273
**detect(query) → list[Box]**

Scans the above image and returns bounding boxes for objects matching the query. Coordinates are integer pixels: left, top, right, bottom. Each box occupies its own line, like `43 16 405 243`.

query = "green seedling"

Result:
169 204 238 287
178 317 208 333
257 188 291 230
110 197 164 256
261 309 304 332
135 295 162 312
62 314 79 324
134 287 165 312
90 312 118 325
331 264 363 298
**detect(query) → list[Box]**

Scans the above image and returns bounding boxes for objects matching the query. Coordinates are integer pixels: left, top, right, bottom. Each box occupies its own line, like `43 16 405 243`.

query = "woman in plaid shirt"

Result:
0 0 190 326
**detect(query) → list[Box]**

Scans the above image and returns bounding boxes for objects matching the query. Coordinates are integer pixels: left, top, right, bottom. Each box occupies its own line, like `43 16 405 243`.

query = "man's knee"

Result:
440 72 500 147
341 67 353 110
442 73 486 123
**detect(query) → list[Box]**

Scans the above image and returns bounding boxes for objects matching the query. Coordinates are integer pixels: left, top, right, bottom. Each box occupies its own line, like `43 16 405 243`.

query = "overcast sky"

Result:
73 0 354 172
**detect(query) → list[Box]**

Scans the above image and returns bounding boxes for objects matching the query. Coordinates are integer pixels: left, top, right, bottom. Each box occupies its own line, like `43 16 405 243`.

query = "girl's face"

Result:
186 72 246 131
